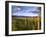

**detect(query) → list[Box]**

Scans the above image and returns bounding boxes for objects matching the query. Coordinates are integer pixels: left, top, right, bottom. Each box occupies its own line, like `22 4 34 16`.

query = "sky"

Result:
12 6 41 16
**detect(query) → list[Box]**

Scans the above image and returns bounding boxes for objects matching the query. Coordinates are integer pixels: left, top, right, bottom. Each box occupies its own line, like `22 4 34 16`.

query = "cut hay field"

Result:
12 16 41 31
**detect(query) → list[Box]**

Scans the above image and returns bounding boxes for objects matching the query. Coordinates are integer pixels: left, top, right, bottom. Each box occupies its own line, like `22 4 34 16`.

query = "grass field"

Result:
12 16 41 31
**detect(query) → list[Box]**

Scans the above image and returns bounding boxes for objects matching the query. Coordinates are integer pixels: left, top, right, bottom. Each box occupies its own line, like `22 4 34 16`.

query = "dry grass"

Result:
12 16 41 31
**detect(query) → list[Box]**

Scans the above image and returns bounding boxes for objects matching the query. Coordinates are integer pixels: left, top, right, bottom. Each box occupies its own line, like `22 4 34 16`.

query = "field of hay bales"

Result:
12 16 41 31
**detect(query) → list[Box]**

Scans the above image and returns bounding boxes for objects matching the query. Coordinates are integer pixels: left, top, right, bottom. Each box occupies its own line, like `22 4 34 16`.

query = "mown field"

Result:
12 16 41 31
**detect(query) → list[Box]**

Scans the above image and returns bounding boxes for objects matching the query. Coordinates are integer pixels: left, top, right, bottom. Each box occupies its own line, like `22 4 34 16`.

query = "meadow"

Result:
12 16 41 31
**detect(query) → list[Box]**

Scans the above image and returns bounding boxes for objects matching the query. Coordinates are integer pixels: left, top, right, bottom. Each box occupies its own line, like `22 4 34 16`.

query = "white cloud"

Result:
17 8 21 10
13 12 39 16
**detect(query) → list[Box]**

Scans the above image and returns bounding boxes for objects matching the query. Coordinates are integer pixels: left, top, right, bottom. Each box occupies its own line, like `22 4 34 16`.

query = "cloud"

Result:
12 6 41 16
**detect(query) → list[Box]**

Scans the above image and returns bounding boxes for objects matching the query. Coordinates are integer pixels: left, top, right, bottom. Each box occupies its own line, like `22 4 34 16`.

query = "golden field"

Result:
12 16 41 31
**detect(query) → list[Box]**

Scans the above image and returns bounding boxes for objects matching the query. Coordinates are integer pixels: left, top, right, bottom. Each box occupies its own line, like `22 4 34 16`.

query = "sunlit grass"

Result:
12 16 41 31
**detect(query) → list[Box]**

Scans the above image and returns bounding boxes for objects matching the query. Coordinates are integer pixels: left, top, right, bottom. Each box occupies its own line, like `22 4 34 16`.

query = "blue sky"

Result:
12 6 41 16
